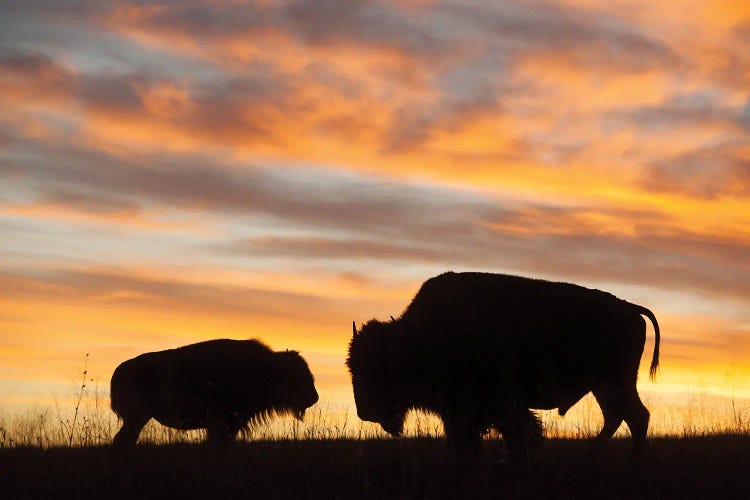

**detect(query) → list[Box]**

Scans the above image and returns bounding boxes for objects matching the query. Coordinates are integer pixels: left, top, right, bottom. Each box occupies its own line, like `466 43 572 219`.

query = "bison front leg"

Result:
442 414 482 457
206 427 235 444
493 408 542 466
113 414 150 447
206 416 244 444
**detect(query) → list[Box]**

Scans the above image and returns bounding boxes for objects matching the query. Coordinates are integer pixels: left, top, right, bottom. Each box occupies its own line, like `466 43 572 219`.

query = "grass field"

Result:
1 435 749 499
2 384 750 498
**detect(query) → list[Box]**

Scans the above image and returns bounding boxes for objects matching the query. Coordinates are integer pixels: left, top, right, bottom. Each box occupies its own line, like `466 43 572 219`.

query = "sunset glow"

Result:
1 0 750 435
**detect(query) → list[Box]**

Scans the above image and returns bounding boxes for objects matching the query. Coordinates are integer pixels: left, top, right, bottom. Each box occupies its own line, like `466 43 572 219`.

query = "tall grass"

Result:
1 355 749 448
2 390 749 448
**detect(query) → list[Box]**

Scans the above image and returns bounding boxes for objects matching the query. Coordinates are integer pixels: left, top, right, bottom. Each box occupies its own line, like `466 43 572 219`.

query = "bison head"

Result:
277 350 319 420
346 319 407 437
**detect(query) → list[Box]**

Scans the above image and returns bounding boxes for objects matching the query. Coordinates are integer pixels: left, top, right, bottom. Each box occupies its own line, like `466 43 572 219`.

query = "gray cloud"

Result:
283 0 455 61
0 268 383 326
2 0 107 18
4 119 749 302
0 0 694 160
1 47 408 153
710 22 750 92
1 1 748 313
227 230 750 302
606 92 750 132
216 205 750 302
602 91 750 200
381 88 506 153
436 1 683 73
0 51 140 110
0 123 508 237
642 141 750 199
41 190 143 216
223 237 444 262
120 0 682 74
0 49 301 145
134 0 454 64
0 51 75 99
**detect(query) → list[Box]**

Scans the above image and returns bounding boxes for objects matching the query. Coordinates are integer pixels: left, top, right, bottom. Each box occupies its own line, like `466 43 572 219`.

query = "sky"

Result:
1 0 749 427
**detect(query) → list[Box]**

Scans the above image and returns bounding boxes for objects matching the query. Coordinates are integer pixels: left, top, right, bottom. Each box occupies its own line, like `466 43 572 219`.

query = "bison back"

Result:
111 339 279 423
398 272 647 406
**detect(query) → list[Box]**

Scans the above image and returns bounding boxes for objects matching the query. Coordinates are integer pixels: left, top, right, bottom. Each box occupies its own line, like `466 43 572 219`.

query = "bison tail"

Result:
633 304 660 381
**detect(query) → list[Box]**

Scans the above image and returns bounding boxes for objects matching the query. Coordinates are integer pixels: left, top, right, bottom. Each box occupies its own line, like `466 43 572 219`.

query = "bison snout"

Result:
302 390 318 410
356 408 368 421
292 391 318 421
356 408 377 423
380 421 403 437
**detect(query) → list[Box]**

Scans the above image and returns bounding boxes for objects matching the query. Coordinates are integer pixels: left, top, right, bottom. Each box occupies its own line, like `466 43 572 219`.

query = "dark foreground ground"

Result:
1 436 749 499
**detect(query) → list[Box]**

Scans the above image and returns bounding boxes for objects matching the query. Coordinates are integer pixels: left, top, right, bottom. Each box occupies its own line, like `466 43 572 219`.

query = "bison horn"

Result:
390 315 396 322
352 321 357 337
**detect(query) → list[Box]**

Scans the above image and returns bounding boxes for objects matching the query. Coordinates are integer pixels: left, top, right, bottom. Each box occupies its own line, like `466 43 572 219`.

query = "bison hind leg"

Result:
591 383 628 455
622 389 650 457
591 381 651 458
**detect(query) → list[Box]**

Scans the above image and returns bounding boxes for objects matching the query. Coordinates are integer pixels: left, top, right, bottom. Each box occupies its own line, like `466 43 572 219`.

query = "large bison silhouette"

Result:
111 339 318 446
347 272 660 458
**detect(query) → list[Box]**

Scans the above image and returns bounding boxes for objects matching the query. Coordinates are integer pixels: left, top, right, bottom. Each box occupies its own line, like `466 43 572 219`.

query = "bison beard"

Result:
347 271 660 460
110 339 318 446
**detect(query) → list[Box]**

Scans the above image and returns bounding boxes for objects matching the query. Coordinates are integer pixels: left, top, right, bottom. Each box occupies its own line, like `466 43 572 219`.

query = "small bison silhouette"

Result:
111 339 318 446
347 272 660 458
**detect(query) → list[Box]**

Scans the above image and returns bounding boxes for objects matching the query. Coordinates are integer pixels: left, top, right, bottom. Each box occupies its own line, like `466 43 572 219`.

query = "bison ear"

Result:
352 321 358 337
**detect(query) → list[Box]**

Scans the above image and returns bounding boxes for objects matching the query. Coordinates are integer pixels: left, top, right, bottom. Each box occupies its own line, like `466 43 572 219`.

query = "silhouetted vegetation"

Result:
2 388 750 498
2 436 750 499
